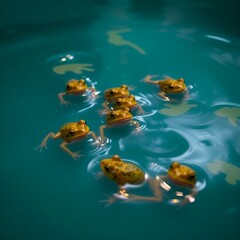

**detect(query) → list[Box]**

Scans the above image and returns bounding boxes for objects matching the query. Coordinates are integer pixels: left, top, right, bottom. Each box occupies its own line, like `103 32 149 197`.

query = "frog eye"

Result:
188 173 196 180
66 130 75 138
170 162 180 169
109 112 116 119
104 165 110 173
110 90 115 95
116 100 121 105
66 84 71 90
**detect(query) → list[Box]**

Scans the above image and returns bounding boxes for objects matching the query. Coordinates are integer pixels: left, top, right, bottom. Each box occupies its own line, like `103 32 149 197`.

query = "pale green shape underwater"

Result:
206 159 240 185
106 29 146 55
159 102 197 116
215 107 240 126
53 63 95 75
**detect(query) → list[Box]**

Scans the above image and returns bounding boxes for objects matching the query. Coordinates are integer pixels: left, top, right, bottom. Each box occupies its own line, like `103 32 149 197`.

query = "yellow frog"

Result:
99 107 140 143
113 95 144 113
104 84 130 102
144 75 187 101
36 120 98 160
168 162 196 188
58 79 96 105
100 155 145 185
102 84 130 111
100 161 197 206
99 95 144 115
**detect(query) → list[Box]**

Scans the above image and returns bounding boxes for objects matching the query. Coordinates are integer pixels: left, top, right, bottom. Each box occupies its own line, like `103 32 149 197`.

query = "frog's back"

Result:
118 162 145 185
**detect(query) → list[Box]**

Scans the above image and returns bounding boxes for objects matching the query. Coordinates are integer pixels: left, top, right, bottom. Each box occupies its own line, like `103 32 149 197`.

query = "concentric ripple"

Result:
119 128 190 158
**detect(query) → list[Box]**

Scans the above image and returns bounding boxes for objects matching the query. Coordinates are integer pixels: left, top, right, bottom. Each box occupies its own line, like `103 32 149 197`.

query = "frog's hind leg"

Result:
158 91 170 101
58 92 70 106
123 178 163 203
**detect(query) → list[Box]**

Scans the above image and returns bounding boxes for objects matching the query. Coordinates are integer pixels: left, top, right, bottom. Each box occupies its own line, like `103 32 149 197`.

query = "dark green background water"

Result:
0 0 240 239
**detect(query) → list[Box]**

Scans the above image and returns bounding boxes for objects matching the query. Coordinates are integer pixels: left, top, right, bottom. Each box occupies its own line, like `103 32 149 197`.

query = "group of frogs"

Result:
37 75 196 206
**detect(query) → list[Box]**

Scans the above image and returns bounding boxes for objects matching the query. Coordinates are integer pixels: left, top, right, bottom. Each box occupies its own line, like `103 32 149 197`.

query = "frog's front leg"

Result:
87 87 98 98
36 132 60 151
88 131 99 143
60 141 81 160
102 101 112 111
123 177 163 203
99 125 108 143
131 120 142 134
99 188 129 207
158 91 170 101
137 104 144 114
58 92 71 105
97 108 110 116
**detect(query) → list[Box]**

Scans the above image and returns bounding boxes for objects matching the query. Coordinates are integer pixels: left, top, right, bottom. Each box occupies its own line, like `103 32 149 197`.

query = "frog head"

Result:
104 84 130 102
65 79 87 94
106 107 132 125
159 78 186 94
167 162 196 187
60 120 89 142
113 95 137 110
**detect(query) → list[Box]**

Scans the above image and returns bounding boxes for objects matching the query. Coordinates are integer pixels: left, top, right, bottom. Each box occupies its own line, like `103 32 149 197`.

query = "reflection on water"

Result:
206 159 240 185
53 63 95 75
106 28 146 55
47 52 97 76
214 106 240 126
159 102 198 116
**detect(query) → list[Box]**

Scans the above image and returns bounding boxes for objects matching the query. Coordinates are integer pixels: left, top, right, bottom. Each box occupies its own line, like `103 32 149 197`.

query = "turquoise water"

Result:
1 1 240 240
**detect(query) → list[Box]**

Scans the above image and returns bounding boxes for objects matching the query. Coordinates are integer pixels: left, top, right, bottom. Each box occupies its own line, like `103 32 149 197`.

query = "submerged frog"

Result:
36 120 98 160
99 107 141 143
100 160 197 207
58 79 97 105
144 75 187 101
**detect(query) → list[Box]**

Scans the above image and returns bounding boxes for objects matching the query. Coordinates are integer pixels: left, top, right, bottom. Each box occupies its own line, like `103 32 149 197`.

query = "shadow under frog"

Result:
99 156 198 207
